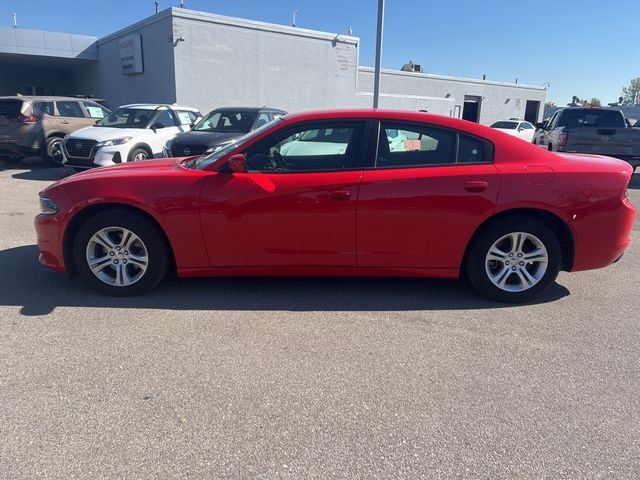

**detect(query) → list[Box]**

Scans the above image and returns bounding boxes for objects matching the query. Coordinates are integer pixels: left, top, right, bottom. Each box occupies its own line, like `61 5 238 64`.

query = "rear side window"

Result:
377 123 456 167
33 101 55 116
521 122 534 129
0 100 24 119
56 101 85 118
458 135 488 163
375 122 492 168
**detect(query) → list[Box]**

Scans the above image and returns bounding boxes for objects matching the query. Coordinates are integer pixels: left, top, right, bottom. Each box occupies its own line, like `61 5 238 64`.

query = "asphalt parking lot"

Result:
1 158 639 479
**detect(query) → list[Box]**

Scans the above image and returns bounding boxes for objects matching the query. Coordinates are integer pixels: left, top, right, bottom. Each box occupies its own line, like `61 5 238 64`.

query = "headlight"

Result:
96 136 132 148
39 197 59 215
205 141 234 153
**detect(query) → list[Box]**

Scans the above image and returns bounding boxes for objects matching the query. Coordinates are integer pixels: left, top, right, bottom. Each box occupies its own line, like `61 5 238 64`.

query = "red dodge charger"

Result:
34 110 636 302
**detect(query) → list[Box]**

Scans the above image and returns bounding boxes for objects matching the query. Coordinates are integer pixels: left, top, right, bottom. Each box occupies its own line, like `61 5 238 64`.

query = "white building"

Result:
0 7 546 124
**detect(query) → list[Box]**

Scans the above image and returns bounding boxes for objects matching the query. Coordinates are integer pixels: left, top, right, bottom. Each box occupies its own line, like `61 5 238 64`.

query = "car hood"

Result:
172 130 243 147
67 126 146 141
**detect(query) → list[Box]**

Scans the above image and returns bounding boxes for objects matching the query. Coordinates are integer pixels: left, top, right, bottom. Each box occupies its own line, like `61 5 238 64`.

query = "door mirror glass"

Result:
151 122 165 130
227 153 246 173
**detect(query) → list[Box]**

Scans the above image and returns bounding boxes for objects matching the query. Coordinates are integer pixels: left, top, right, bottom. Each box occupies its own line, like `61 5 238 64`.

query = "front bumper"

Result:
62 142 128 169
34 213 66 272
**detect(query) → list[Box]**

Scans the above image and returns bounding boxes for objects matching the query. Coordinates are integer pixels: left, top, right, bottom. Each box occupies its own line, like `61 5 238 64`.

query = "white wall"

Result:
96 12 177 108
171 9 359 114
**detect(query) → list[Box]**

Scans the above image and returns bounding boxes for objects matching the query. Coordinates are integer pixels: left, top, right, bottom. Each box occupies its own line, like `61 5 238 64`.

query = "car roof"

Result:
120 103 200 111
0 95 105 102
209 107 287 113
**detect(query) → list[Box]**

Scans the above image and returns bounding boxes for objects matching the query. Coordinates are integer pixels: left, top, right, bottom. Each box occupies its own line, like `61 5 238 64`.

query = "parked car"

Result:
0 96 110 165
35 110 636 302
489 120 536 142
166 107 286 157
61 104 202 170
535 107 640 170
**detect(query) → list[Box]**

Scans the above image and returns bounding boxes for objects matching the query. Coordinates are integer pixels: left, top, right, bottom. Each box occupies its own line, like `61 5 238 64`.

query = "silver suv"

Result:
0 96 110 166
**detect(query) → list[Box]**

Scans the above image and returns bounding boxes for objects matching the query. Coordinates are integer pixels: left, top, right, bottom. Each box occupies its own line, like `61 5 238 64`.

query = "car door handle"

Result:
60 120 69 124
329 190 351 201
463 181 488 192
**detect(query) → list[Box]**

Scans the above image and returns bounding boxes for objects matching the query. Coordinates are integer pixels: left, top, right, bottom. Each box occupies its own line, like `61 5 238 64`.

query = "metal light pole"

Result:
372 0 385 109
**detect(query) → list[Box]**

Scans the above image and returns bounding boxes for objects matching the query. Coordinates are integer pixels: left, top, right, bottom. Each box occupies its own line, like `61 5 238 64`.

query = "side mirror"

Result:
150 122 165 131
227 153 246 173
94 119 101 125
535 122 546 129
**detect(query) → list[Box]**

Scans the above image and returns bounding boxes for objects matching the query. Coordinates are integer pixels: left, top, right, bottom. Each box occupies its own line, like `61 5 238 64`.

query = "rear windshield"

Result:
490 121 518 129
0 100 24 119
558 110 626 128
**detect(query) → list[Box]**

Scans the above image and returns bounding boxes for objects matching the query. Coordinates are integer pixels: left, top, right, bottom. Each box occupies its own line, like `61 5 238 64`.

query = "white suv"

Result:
62 104 201 169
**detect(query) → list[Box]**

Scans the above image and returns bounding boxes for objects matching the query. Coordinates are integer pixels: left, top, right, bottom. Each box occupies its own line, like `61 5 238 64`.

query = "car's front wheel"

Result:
73 210 171 295
466 216 561 303
129 147 150 162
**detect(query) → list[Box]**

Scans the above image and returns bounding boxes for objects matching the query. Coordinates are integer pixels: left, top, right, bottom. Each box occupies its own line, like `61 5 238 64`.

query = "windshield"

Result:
190 118 283 170
97 108 154 128
490 121 518 129
193 110 256 133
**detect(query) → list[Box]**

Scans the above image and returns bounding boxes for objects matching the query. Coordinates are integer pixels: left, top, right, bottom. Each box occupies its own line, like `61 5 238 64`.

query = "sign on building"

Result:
119 35 144 75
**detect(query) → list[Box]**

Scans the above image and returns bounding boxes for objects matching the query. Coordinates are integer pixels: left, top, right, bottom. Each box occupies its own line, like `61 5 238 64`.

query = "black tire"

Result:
44 136 65 166
466 215 561 303
73 209 171 296
128 147 150 162
1 155 22 164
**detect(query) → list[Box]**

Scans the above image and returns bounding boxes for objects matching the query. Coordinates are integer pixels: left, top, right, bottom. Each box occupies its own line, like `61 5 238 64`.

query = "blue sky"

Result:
3 0 638 104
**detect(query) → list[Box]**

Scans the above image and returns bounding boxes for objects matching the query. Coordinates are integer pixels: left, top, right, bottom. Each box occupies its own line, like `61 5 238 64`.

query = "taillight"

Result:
17 113 38 123
558 131 568 147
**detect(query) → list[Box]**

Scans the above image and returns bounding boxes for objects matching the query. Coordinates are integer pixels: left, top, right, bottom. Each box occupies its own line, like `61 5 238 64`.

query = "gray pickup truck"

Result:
535 107 640 170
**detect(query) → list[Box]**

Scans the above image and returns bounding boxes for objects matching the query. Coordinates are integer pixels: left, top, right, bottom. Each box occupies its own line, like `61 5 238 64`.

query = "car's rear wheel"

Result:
73 210 170 296
466 216 561 303
45 136 65 166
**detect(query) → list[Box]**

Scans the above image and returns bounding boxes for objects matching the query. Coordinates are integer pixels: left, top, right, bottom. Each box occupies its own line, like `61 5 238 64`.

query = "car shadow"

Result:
2 157 75 182
1 245 570 316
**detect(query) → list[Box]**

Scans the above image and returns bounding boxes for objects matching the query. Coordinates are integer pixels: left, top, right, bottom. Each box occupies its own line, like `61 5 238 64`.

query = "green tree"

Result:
621 77 640 104
589 98 601 107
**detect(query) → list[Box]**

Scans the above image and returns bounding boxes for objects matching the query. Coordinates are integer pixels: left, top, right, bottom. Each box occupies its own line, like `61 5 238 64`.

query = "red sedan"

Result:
34 110 636 302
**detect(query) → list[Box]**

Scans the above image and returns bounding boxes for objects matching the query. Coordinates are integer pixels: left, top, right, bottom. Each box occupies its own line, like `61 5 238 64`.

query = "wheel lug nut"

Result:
505 261 510 265
511 266 516 271
116 246 121 251
519 261 524 266
114 260 119 264
123 259 127 264
124 251 129 255
518 253 523 258
109 251 115 256
509 253 514 257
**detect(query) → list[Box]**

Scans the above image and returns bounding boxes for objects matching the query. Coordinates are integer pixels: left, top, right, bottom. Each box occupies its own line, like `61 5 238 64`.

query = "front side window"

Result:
56 101 85 118
152 110 176 128
194 111 255 133
377 123 456 167
245 122 363 172
255 112 271 128
521 122 534 130
97 108 153 128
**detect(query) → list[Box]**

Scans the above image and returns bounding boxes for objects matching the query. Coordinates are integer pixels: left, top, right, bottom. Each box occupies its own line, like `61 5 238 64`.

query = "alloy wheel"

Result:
86 226 149 287
484 232 548 292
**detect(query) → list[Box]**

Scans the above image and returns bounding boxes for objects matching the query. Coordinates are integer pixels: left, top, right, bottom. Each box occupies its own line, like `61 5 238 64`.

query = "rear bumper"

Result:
571 197 636 271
